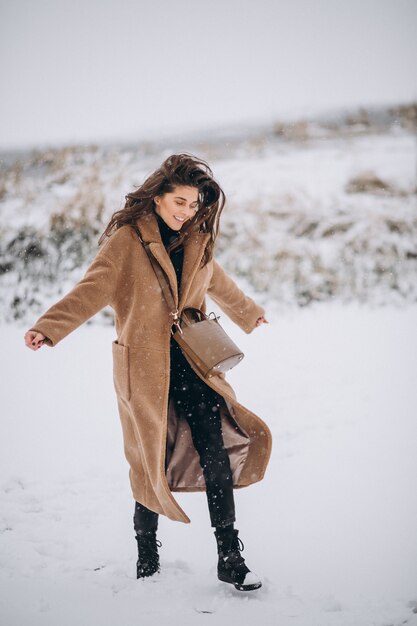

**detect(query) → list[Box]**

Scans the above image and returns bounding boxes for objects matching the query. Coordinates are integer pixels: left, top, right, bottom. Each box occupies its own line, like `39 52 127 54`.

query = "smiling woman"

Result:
97 154 226 267
24 153 270 592
154 187 199 230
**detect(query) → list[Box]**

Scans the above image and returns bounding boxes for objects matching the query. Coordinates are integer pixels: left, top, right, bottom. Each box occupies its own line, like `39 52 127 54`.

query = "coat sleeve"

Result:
207 260 265 334
29 245 117 347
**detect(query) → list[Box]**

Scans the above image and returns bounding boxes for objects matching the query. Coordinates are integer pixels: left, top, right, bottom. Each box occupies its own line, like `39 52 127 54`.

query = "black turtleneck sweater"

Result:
155 212 184 295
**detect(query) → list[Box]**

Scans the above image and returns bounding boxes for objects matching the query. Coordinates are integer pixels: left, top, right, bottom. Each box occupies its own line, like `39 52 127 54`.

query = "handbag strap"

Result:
131 222 182 331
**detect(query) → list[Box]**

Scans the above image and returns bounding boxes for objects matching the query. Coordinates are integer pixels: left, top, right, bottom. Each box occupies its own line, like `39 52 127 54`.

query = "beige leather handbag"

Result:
133 223 244 377
171 307 244 377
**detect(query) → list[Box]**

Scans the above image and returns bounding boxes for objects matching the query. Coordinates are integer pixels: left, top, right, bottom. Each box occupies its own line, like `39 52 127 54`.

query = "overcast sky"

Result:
0 0 416 150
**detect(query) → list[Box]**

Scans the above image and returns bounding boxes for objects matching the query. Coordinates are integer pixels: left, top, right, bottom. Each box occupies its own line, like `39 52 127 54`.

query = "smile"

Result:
174 216 186 222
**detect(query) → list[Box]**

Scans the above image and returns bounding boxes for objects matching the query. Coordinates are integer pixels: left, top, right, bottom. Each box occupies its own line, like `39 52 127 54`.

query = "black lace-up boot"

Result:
135 529 162 579
214 527 262 591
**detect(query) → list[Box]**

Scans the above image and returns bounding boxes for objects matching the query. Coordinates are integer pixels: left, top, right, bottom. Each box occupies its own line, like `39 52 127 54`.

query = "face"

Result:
154 186 199 231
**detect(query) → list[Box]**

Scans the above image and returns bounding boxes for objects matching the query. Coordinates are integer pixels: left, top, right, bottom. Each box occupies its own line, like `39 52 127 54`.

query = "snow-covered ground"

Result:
1 303 417 626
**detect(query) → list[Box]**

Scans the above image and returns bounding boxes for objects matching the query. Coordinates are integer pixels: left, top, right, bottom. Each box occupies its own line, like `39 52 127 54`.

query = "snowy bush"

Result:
216 195 417 308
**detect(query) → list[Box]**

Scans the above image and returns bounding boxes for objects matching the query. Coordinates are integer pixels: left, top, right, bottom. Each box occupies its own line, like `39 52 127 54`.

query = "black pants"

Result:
134 340 236 533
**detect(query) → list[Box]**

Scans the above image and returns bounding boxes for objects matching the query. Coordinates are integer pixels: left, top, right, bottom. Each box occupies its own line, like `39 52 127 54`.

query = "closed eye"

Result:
175 200 198 211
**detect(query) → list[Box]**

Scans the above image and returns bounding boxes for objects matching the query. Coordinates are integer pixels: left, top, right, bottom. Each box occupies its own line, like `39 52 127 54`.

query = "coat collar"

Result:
135 212 211 312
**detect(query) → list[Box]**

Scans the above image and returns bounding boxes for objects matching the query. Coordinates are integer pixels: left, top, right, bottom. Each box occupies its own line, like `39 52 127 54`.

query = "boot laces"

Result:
223 537 249 573
234 536 244 552
136 534 161 566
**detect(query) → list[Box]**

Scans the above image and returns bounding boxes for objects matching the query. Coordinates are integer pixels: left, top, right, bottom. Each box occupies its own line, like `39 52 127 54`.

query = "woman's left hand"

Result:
255 316 269 327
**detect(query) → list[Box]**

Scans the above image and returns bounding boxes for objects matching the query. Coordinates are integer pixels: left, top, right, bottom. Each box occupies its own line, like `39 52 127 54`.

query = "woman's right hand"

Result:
24 330 46 351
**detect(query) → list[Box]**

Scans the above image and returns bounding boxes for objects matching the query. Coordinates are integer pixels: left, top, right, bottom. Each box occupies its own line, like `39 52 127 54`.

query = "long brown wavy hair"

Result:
99 153 226 266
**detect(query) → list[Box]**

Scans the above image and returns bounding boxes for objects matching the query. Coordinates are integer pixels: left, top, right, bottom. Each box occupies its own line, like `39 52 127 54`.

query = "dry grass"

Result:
346 171 398 196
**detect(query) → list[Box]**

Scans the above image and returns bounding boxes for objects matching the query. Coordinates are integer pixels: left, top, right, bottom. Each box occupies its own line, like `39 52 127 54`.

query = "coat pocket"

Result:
112 340 131 401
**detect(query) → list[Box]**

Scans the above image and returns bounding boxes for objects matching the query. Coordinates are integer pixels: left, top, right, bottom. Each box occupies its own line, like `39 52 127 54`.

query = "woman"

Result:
24 153 272 592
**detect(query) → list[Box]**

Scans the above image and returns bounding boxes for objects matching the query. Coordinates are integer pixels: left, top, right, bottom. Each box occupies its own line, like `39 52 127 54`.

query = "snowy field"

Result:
1 303 417 626
2 114 417 323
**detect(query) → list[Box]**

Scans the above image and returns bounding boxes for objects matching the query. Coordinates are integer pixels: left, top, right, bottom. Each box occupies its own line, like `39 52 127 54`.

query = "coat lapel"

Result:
179 232 211 311
136 213 179 309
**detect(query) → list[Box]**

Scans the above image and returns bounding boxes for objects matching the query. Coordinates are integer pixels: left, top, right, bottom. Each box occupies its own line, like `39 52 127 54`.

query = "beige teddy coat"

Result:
31 212 272 523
